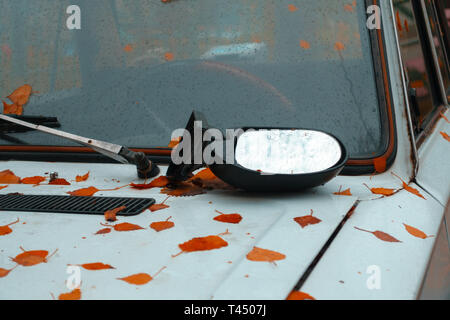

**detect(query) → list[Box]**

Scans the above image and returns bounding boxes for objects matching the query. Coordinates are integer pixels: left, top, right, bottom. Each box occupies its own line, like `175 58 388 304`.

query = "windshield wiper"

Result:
0 115 61 133
0 114 160 179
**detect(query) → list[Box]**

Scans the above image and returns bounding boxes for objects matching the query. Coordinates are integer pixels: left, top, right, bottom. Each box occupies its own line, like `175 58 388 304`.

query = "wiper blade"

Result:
0 115 61 133
0 114 160 179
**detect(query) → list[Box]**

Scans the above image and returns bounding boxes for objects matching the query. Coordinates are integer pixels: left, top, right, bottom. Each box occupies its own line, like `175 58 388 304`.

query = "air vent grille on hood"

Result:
0 194 154 216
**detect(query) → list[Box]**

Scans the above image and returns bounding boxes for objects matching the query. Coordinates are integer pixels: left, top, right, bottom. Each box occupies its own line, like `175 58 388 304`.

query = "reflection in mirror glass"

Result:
235 130 342 175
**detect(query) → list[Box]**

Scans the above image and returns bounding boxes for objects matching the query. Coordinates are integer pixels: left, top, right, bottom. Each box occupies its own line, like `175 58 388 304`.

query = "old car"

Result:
0 0 448 300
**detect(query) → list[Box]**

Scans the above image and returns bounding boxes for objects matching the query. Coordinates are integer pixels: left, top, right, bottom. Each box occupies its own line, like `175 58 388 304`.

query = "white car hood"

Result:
0 160 357 300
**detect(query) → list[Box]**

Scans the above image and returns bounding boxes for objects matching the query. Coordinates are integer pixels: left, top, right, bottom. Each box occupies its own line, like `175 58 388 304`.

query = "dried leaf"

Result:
11 247 58 267
391 172 426 199
0 170 21 184
247 247 286 262
363 183 396 196
0 218 19 236
58 288 81 300
288 4 299 12
286 291 316 300
150 201 170 212
213 210 242 224
75 172 90 182
0 267 16 278
67 186 99 196
299 40 310 49
344 4 354 12
7 84 32 106
123 44 133 52
150 217 174 232
174 234 228 256
112 222 144 232
164 52 174 61
440 112 450 123
94 227 111 235
188 168 234 191
49 178 71 185
161 181 205 197
440 132 450 142
334 41 345 51
333 187 352 196
403 223 432 239
130 176 169 190
80 262 115 270
2 101 23 115
168 137 182 148
354 227 401 243
118 267 165 285
373 156 386 173
21 176 46 185
104 205 126 222
0 185 8 191
294 210 321 228
118 273 152 285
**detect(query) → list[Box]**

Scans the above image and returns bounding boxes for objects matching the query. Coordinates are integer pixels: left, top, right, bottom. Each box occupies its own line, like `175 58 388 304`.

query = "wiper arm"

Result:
0 114 160 179
0 115 61 133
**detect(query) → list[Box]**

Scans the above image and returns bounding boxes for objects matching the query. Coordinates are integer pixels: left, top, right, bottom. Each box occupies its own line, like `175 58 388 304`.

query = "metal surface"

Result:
235 130 342 175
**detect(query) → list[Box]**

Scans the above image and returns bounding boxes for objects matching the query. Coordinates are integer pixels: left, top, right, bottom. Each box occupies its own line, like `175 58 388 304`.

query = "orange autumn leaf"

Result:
188 168 234 191
150 217 174 232
79 262 115 270
75 172 90 182
391 172 426 199
286 291 316 300
67 186 99 196
118 267 166 285
288 4 299 12
440 132 450 142
403 223 432 239
174 233 229 256
299 40 311 49
373 156 386 173
333 186 352 196
7 84 32 106
396 10 403 32
161 182 205 197
294 210 321 228
0 265 18 278
130 176 170 189
164 52 174 61
354 227 401 243
0 185 7 190
58 288 81 300
363 183 396 196
49 178 71 185
21 176 46 185
94 227 111 235
2 101 23 115
247 247 286 262
149 196 170 212
104 205 126 222
101 222 145 232
149 203 170 212
213 210 242 224
0 170 21 184
11 247 58 267
123 44 133 52
0 218 19 236
334 42 345 51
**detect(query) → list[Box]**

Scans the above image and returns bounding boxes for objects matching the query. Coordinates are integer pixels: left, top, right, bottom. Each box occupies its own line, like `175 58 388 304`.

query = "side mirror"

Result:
167 111 348 192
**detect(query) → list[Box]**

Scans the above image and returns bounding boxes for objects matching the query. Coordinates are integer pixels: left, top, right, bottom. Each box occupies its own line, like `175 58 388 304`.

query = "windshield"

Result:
0 0 384 158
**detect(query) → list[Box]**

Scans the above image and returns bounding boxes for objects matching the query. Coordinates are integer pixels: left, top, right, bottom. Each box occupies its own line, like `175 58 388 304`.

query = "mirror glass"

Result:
235 129 342 175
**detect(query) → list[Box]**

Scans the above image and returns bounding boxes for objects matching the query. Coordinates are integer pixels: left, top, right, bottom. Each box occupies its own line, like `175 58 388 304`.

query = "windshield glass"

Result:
0 0 383 158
